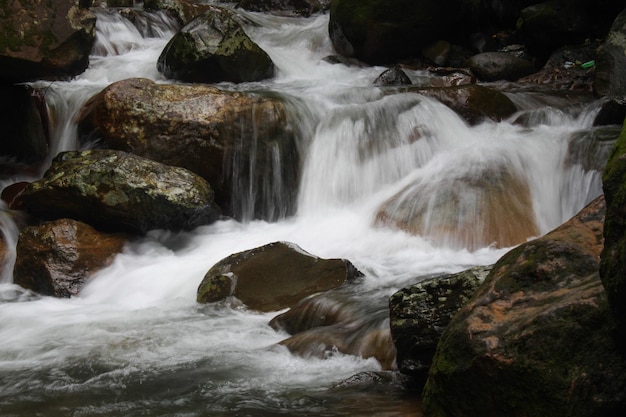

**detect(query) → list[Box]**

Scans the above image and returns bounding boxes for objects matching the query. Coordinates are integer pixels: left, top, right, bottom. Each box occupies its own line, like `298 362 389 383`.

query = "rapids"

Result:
0 4 609 416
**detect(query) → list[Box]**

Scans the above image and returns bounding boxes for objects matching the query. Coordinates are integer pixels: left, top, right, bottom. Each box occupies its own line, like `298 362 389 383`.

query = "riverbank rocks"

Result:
78 78 298 221
464 52 535 82
16 149 221 234
0 0 96 82
238 0 331 17
328 0 481 65
197 241 362 312
13 218 127 298
594 9 626 98
424 196 626 417
600 119 626 345
157 7 275 83
375 162 538 250
389 266 492 384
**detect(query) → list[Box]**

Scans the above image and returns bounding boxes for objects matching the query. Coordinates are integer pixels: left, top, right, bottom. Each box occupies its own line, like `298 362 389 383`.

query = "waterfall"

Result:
0 6 613 416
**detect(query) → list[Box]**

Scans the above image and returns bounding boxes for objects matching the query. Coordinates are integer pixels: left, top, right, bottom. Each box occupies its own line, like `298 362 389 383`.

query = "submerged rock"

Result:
157 7 275 83
0 0 96 82
375 162 538 250
16 149 221 234
13 218 127 298
424 196 626 417
78 78 299 221
389 266 492 383
197 241 362 312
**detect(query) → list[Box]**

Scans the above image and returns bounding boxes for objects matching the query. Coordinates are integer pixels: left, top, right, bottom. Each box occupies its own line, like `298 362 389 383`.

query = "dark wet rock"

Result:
406 84 517 125
331 371 411 389
375 161 538 251
78 78 299 221
0 84 48 173
16 149 221 234
237 0 331 17
157 7 275 83
144 0 227 25
600 119 626 345
13 218 127 298
0 0 96 82
594 99 626 126
424 196 626 417
197 241 362 312
389 266 492 383
594 9 626 98
373 66 412 86
424 68 475 88
464 52 535 82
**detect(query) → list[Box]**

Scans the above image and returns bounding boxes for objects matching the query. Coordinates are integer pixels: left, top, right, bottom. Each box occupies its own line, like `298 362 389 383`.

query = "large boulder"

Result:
78 78 299 221
600 118 626 344
328 0 482 65
15 149 221 234
0 84 48 174
0 0 96 82
464 52 536 82
237 0 331 17
157 7 275 83
375 161 538 250
197 241 362 312
389 266 492 383
424 196 626 417
594 9 626 98
13 218 127 298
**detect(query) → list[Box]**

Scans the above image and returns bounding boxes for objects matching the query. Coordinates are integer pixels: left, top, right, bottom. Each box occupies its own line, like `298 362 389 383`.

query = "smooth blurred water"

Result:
0 5 609 416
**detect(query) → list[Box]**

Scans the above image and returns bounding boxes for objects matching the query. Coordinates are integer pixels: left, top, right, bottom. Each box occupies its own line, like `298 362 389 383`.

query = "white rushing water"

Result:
0 5 609 416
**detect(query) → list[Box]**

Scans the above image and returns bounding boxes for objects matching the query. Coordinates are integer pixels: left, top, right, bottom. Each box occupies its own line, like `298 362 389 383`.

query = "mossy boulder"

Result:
78 78 299 221
157 6 275 83
13 218 127 298
424 196 626 417
0 0 96 82
15 149 221 234
389 266 492 383
464 52 536 82
600 118 626 345
197 241 362 312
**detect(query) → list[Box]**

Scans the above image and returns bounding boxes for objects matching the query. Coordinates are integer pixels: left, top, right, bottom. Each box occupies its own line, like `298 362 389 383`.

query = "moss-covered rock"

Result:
15 149 221 234
0 0 96 82
600 118 626 345
424 196 626 417
13 218 127 298
78 78 299 221
157 6 275 83
197 241 362 312
594 9 626 98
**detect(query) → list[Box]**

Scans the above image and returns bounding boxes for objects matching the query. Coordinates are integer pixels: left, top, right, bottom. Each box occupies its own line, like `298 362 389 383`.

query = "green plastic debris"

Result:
581 60 595 69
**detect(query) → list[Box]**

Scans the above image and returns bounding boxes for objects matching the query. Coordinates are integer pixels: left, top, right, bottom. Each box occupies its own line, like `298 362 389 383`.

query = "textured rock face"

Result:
16 149 221 234
78 78 299 221
464 52 535 82
389 266 492 382
0 0 96 82
197 241 362 312
157 7 275 83
424 196 626 417
238 0 331 17
13 218 126 298
594 9 626 98
600 119 626 344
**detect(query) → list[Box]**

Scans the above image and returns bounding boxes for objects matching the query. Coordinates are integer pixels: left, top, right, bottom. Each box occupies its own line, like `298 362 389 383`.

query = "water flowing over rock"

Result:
16 149 221 234
423 196 626 417
594 9 626 98
374 162 538 250
157 7 275 83
389 266 492 383
373 66 412 86
600 119 626 345
13 218 127 298
0 0 96 82
78 78 299 221
197 241 362 312
464 52 536 82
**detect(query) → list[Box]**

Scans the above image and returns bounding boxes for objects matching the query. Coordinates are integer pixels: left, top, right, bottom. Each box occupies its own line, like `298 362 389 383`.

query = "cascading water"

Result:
0 5 612 416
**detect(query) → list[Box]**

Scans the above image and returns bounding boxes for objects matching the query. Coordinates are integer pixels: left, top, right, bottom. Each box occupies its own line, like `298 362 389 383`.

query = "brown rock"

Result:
13 218 127 297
